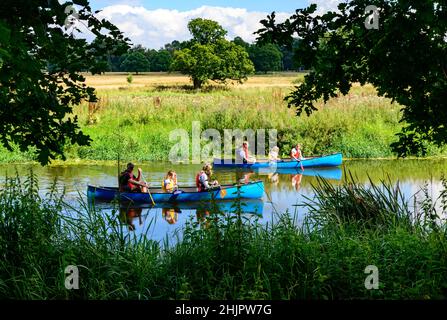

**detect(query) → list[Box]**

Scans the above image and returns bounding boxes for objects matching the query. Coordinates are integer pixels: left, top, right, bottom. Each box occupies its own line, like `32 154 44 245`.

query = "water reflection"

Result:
119 207 144 231
1 159 446 240
162 208 179 225
117 199 264 231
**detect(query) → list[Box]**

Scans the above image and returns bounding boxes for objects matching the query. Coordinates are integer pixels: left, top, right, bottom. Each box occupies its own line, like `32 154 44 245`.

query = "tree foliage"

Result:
0 0 129 164
256 0 447 156
147 49 172 72
188 18 227 45
171 18 254 89
249 43 283 73
120 51 150 74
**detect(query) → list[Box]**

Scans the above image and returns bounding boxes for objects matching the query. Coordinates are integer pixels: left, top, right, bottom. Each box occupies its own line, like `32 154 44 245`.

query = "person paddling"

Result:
196 163 219 192
236 141 256 164
119 163 149 192
290 144 304 171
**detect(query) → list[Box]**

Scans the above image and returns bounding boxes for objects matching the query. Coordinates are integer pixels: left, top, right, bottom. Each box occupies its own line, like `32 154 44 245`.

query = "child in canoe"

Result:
162 170 178 193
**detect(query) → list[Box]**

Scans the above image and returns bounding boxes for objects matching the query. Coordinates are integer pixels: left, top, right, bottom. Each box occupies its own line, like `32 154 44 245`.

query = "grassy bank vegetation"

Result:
1 73 446 163
1 172 446 299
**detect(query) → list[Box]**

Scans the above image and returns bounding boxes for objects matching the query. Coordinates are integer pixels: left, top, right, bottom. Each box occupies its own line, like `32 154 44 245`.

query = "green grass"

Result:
1 172 446 299
1 74 446 163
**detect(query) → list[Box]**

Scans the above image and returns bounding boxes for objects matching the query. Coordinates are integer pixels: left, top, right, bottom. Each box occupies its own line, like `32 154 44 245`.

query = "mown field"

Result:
1 72 446 163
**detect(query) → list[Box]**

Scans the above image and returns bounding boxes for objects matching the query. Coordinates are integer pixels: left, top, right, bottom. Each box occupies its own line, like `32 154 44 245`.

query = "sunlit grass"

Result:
1 73 446 163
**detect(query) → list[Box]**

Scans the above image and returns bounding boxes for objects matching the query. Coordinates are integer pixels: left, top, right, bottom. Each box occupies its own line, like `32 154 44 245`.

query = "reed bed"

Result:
1 172 446 299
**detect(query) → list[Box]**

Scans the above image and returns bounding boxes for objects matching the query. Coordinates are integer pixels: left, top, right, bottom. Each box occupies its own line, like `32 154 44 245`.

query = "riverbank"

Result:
1 73 446 163
1 173 446 299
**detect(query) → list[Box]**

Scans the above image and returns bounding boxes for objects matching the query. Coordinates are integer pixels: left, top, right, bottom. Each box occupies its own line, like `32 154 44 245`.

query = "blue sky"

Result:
86 0 341 48
90 0 310 12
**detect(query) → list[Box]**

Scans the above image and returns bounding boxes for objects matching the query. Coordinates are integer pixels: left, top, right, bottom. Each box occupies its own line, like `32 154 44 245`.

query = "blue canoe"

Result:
87 181 264 204
213 152 342 169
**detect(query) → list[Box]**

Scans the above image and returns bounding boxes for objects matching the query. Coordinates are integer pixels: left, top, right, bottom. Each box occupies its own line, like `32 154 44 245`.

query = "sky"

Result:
84 1 343 49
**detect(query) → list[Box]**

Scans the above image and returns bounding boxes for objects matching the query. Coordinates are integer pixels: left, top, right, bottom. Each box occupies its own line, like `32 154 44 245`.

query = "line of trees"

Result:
103 33 301 75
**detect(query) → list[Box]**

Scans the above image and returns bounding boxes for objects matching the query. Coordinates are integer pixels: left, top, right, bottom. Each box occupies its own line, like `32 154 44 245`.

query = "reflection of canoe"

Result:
120 199 264 216
213 152 342 169
87 181 264 204
256 167 342 180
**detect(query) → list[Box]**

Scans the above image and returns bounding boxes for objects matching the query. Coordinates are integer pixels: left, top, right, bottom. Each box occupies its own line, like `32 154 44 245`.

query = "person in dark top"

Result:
119 163 149 192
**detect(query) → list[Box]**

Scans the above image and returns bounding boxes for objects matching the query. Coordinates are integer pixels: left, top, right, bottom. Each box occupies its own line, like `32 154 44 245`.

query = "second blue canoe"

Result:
214 152 342 169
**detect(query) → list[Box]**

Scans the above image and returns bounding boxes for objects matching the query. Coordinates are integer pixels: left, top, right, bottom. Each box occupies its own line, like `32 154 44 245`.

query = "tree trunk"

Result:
193 78 202 89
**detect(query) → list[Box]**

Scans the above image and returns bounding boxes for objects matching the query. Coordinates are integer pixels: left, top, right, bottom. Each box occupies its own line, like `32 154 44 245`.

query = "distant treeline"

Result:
102 37 302 74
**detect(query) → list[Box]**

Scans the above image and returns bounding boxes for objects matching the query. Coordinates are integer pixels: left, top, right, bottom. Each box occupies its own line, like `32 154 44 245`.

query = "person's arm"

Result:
135 168 142 181
129 178 148 187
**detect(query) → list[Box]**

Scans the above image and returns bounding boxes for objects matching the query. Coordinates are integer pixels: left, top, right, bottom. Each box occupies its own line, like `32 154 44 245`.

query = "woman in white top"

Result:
236 141 256 164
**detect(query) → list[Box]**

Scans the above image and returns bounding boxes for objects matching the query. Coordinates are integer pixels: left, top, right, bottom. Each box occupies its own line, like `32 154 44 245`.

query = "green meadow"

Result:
1 72 445 164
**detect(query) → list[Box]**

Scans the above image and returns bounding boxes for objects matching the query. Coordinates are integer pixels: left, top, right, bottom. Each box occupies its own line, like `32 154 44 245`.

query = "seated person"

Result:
290 144 304 171
290 144 304 160
196 163 219 192
162 170 178 193
119 163 149 192
269 146 280 162
236 141 256 164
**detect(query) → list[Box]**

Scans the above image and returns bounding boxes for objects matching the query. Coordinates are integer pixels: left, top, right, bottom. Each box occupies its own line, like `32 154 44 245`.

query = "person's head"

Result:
126 162 135 172
166 170 176 179
242 141 249 148
202 163 213 176
296 143 302 150
272 146 279 153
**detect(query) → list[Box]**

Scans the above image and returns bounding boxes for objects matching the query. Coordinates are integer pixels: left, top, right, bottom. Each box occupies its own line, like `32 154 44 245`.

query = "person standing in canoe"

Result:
290 144 304 171
196 163 219 192
236 141 256 164
119 163 149 192
162 170 178 193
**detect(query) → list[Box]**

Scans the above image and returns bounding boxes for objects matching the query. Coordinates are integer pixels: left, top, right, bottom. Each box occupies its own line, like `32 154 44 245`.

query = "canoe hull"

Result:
213 152 342 169
87 181 264 204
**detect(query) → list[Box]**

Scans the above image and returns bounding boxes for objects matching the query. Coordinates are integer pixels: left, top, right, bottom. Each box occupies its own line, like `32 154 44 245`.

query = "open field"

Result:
1 72 445 163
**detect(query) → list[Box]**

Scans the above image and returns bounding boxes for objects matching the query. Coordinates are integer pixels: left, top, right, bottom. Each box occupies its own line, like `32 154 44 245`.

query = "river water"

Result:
1 159 446 242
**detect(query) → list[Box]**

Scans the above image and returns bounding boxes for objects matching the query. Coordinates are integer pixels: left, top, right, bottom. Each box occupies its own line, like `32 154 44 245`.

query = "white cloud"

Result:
309 0 345 14
96 5 292 49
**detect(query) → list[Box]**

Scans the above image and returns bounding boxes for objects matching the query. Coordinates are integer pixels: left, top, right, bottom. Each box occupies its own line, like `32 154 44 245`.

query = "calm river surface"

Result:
1 159 446 242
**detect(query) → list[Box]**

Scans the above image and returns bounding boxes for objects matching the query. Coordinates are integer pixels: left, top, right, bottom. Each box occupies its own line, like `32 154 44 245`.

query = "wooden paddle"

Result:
140 172 155 206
